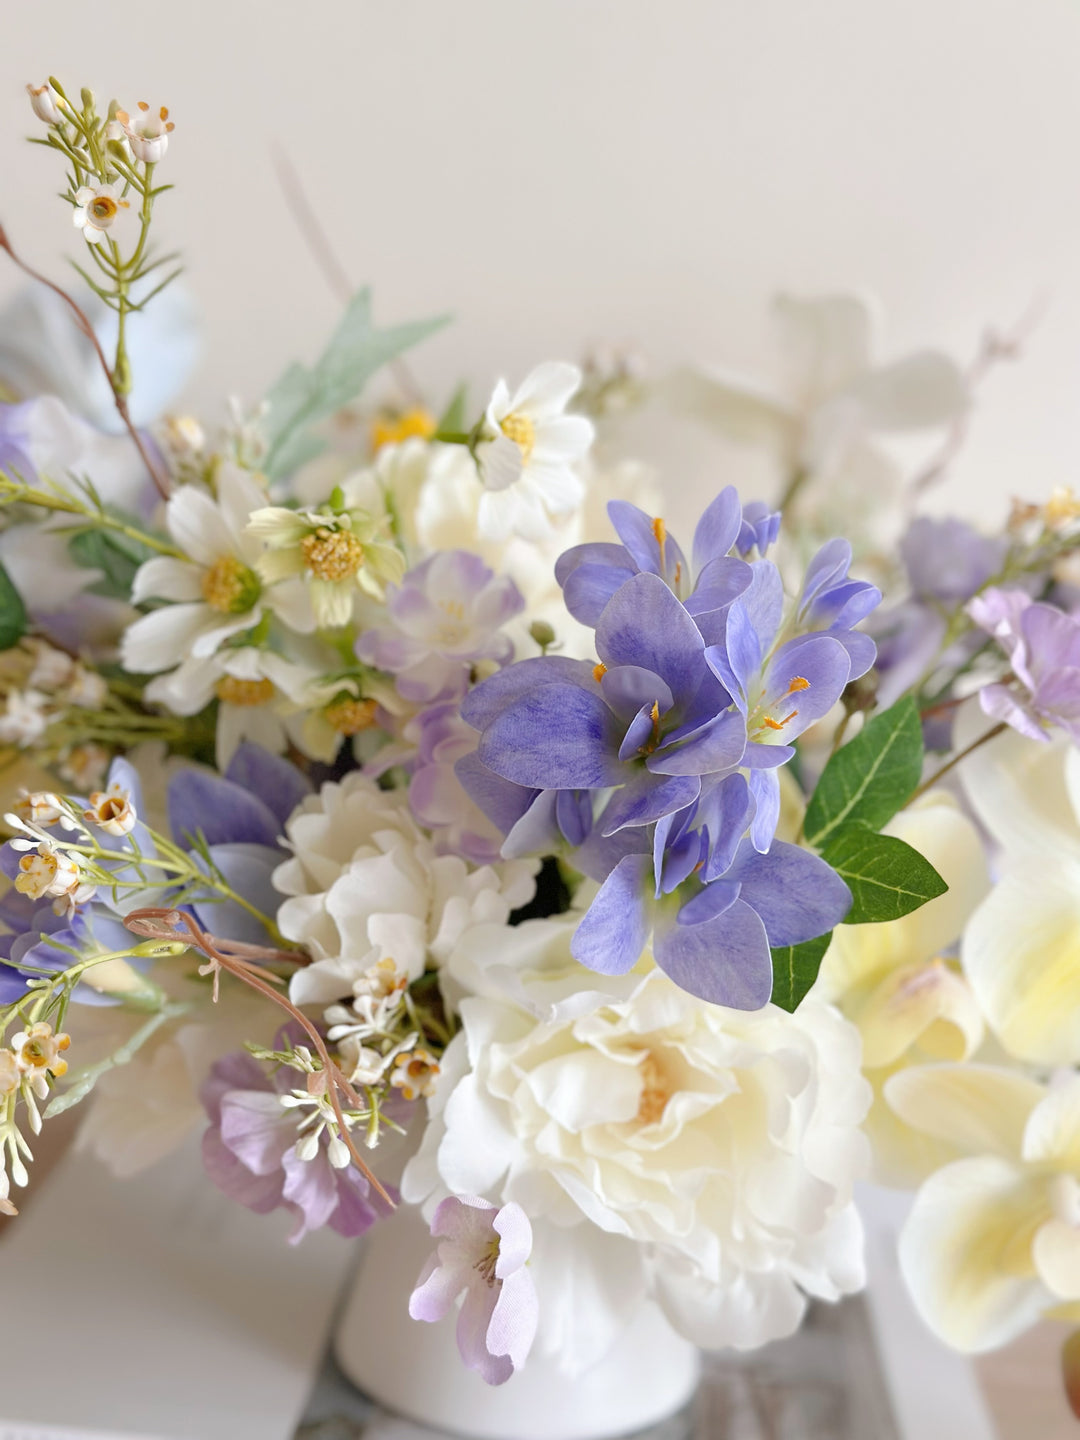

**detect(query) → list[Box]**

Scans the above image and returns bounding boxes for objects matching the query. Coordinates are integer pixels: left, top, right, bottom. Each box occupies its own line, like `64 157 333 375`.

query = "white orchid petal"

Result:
884 1063 1044 1159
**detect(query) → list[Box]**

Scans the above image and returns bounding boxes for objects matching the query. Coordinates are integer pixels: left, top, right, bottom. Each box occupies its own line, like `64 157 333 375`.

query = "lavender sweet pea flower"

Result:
0 891 146 1006
409 1195 539 1386
465 573 747 841
571 837 851 1009
201 1044 392 1244
554 489 753 630
968 588 1080 743
168 743 312 943
358 551 524 704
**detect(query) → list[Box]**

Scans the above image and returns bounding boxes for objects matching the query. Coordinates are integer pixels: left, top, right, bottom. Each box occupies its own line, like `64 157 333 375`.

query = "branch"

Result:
0 223 171 501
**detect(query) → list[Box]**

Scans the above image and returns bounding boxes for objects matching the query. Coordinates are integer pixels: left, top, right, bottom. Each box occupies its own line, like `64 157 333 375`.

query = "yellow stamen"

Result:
200 554 259 613
499 412 536 464
761 712 797 731
215 676 275 707
89 196 118 222
787 676 810 693
324 696 378 735
370 407 436 452
652 516 667 573
650 699 662 746
300 527 364 582
636 1052 672 1126
593 662 607 683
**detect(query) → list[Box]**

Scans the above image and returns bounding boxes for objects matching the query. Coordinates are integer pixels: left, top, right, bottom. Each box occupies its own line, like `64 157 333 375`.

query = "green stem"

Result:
0 473 181 556
908 721 1008 805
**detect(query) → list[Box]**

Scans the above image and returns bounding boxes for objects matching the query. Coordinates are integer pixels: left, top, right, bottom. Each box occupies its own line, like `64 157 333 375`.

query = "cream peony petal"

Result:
653 1254 806 1351
884 1063 1044 1160
962 855 1080 1066
899 1156 1052 1352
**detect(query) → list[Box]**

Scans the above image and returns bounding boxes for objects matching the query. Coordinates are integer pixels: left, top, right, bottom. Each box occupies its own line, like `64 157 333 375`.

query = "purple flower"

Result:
406 702 521 865
795 538 881 680
554 489 754 631
0 890 143 1007
736 500 781 557
357 551 524 704
201 1044 392 1243
409 1195 538 1386
968 588 1080 743
168 743 312 944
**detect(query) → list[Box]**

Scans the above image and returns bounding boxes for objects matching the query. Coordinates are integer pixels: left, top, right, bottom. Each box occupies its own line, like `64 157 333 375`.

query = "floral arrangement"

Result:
3 75 1080 1408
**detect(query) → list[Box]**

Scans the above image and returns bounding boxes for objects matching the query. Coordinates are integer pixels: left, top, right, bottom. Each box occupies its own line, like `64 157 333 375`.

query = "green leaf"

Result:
823 825 948 924
68 518 157 601
0 558 27 650
263 290 450 480
803 696 924 847
437 382 469 436
43 1002 188 1119
770 932 832 1012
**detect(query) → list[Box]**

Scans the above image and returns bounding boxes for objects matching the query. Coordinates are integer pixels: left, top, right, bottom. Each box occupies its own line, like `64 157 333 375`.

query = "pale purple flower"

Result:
409 1195 538 1386
968 587 1080 743
406 702 523 865
358 551 524 704
201 1043 392 1244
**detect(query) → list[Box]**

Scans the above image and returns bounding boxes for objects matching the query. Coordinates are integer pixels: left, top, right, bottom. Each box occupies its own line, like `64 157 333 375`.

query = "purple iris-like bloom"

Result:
201 1042 393 1244
0 889 144 1007
465 572 748 839
736 501 782 557
168 742 312 944
554 488 754 633
968 588 1080 743
409 1195 538 1386
357 550 524 704
406 702 521 866
795 538 881 680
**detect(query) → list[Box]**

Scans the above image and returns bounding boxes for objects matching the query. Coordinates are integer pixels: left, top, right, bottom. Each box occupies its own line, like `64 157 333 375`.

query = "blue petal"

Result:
461 656 597 731
191 844 281 944
600 771 701 834
835 629 877 681
570 854 653 975
454 753 538 836
564 563 637 627
556 788 594 847
654 899 772 1008
648 709 746 776
684 556 753 617
762 634 852 739
676 879 742 925
748 768 781 852
555 541 633 588
595 572 705 705
501 790 562 859
169 768 284 850
699 772 753 880
741 561 785 651
619 703 657 761
728 840 852 944
691 486 742 575
601 666 674 723
607 501 665 575
477 684 624 789
225 743 312 825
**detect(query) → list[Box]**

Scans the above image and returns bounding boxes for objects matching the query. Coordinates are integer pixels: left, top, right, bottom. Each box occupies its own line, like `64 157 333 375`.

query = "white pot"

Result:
335 1206 702 1440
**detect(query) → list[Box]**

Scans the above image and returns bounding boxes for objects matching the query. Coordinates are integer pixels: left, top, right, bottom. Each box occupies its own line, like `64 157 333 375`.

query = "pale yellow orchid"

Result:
893 1064 1080 1353
812 789 990 1186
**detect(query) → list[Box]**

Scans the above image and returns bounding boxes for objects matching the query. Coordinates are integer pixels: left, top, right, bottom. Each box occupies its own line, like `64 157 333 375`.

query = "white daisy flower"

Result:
474 362 594 542
109 102 174 164
121 464 314 681
72 184 130 245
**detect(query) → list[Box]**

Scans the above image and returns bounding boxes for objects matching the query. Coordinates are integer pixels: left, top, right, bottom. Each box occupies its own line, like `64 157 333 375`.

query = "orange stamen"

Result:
593 662 607 683
787 676 810 693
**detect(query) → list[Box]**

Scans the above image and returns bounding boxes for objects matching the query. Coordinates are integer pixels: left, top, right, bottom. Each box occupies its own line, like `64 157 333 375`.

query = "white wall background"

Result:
2 0 1080 524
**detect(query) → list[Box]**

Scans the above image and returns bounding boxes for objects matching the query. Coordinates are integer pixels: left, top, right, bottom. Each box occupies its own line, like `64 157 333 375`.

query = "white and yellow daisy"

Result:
72 183 130 245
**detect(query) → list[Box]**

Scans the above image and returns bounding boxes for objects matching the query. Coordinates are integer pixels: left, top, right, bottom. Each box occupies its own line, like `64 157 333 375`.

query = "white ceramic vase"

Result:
335 1206 702 1440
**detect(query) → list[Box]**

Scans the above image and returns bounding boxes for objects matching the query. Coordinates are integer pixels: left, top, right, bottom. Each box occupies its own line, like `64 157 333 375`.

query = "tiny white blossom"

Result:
84 783 137 837
109 102 174 164
73 184 130 245
26 82 63 126
0 690 50 748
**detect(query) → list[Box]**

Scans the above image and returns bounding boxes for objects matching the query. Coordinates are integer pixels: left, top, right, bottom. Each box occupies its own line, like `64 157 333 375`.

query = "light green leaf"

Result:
43 1002 188 1119
68 510 159 600
437 382 469 436
823 825 948 925
770 932 832 1012
0 558 27 650
263 290 450 480
804 696 924 847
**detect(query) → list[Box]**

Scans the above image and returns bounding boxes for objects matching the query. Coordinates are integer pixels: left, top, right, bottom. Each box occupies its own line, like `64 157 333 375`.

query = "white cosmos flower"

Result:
403 918 870 1365
958 719 1080 1068
664 292 966 506
121 465 314 681
812 791 990 1186
73 184 130 245
474 363 594 543
274 772 536 1011
894 1065 1080 1352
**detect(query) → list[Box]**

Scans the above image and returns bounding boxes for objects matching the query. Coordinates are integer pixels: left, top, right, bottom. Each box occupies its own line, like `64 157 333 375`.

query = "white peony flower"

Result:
893 1065 1080 1352
812 791 990 1186
474 363 594 543
72 184 130 245
959 721 1080 1067
403 918 871 1363
121 464 314 683
274 772 537 1010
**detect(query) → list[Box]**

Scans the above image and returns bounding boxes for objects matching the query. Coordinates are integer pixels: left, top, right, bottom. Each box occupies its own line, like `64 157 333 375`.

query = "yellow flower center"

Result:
499 412 536 464
370 407 437 452
636 1051 672 1126
300 527 364 582
89 196 118 223
324 696 379 735
474 1238 501 1288
200 555 260 613
215 676 275 707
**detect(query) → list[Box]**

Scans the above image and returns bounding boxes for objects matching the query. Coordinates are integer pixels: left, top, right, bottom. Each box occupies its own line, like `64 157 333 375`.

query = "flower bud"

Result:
26 82 62 126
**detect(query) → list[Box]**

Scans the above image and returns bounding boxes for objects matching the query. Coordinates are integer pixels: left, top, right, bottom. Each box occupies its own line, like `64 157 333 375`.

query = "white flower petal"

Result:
508 362 581 419
660 369 796 457
120 602 218 674
1022 1075 1080 1170
215 463 268 550
130 556 202 605
1033 1217 1080 1300
850 351 967 432
774 292 875 403
884 1063 1044 1160
166 484 228 565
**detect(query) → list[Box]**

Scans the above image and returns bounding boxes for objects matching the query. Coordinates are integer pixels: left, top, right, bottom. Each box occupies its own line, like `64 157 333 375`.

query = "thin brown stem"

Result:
0 224 170 500
124 908 394 1207
909 720 1008 804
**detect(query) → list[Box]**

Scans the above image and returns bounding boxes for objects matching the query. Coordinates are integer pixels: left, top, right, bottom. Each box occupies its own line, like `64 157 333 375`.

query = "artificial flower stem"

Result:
908 720 1008 804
